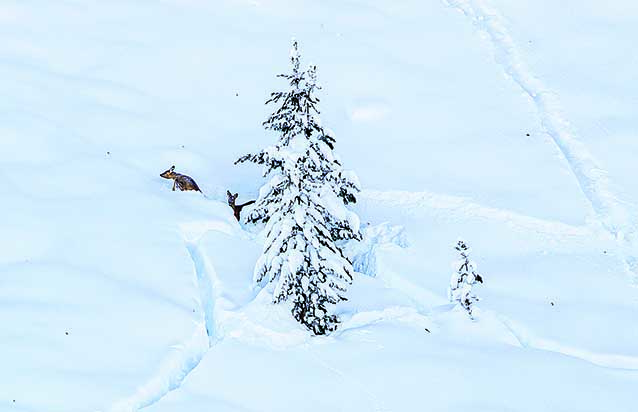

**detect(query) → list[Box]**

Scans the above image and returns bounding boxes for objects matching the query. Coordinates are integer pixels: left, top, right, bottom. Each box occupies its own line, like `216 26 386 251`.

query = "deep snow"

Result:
1 0 637 411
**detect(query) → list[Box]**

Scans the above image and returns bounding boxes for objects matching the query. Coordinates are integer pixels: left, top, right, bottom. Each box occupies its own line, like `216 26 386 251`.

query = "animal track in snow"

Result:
443 0 637 281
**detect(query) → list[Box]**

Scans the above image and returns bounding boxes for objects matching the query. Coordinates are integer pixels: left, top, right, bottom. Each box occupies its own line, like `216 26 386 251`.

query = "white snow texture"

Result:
1 0 637 411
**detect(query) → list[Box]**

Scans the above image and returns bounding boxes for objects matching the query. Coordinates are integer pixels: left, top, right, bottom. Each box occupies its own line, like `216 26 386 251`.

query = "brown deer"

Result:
160 165 202 192
227 190 255 221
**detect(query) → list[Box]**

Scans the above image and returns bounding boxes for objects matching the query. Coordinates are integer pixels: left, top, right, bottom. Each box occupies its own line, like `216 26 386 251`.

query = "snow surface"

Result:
1 0 637 411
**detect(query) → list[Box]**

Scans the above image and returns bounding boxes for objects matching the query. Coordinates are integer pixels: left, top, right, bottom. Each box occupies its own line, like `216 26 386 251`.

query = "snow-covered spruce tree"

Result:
236 40 361 335
449 240 483 318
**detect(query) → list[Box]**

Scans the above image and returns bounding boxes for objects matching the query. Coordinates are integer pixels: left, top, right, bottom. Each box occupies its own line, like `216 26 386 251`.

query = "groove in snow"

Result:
186 241 221 345
106 237 222 411
107 326 209 412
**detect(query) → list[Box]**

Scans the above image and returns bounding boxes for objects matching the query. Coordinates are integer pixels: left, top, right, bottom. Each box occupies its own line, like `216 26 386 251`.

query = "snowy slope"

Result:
1 0 637 411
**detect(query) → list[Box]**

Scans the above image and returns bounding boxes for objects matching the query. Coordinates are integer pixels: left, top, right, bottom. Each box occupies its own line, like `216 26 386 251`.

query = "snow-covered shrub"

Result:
236 40 361 334
344 222 408 277
449 239 483 318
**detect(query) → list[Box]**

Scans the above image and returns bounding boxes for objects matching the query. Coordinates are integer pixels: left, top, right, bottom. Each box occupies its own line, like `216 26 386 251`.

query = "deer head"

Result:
160 165 177 179
227 190 239 206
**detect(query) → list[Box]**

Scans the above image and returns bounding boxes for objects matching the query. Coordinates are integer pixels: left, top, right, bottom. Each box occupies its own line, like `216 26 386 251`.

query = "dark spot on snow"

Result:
550 302 555 306
603 250 607 254
181 145 185 149
424 328 430 333
65 331 69 336
235 92 239 97
526 133 530 137
106 151 110 155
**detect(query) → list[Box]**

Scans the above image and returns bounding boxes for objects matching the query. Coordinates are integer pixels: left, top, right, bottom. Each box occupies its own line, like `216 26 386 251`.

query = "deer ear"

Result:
227 190 231 196
170 165 175 171
235 193 239 198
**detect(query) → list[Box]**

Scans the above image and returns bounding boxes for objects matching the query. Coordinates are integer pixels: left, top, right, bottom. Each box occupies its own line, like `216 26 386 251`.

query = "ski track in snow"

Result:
443 0 637 281
499 316 638 371
106 229 224 412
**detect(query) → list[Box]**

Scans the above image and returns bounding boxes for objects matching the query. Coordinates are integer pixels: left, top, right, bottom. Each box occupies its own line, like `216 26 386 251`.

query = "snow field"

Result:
1 0 637 411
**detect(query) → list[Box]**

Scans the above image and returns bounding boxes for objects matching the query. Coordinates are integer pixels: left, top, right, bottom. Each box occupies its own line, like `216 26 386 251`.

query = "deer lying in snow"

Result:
227 190 255 221
160 165 202 192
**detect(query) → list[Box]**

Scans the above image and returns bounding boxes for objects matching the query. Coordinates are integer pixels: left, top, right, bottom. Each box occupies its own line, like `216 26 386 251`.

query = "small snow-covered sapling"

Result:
449 239 483 318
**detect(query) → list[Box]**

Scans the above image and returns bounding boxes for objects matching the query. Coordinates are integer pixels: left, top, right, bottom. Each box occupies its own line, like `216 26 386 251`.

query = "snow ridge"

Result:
444 0 638 280
107 326 209 412
362 189 595 241
186 240 222 345
499 316 638 370
106 235 223 411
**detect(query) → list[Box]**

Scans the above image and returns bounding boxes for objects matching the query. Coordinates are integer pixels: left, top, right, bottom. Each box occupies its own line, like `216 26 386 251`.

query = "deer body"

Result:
227 190 255 221
160 166 202 192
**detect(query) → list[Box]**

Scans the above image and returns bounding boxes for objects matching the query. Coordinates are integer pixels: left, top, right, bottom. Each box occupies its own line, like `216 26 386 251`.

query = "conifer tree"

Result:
449 239 484 318
236 40 361 334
